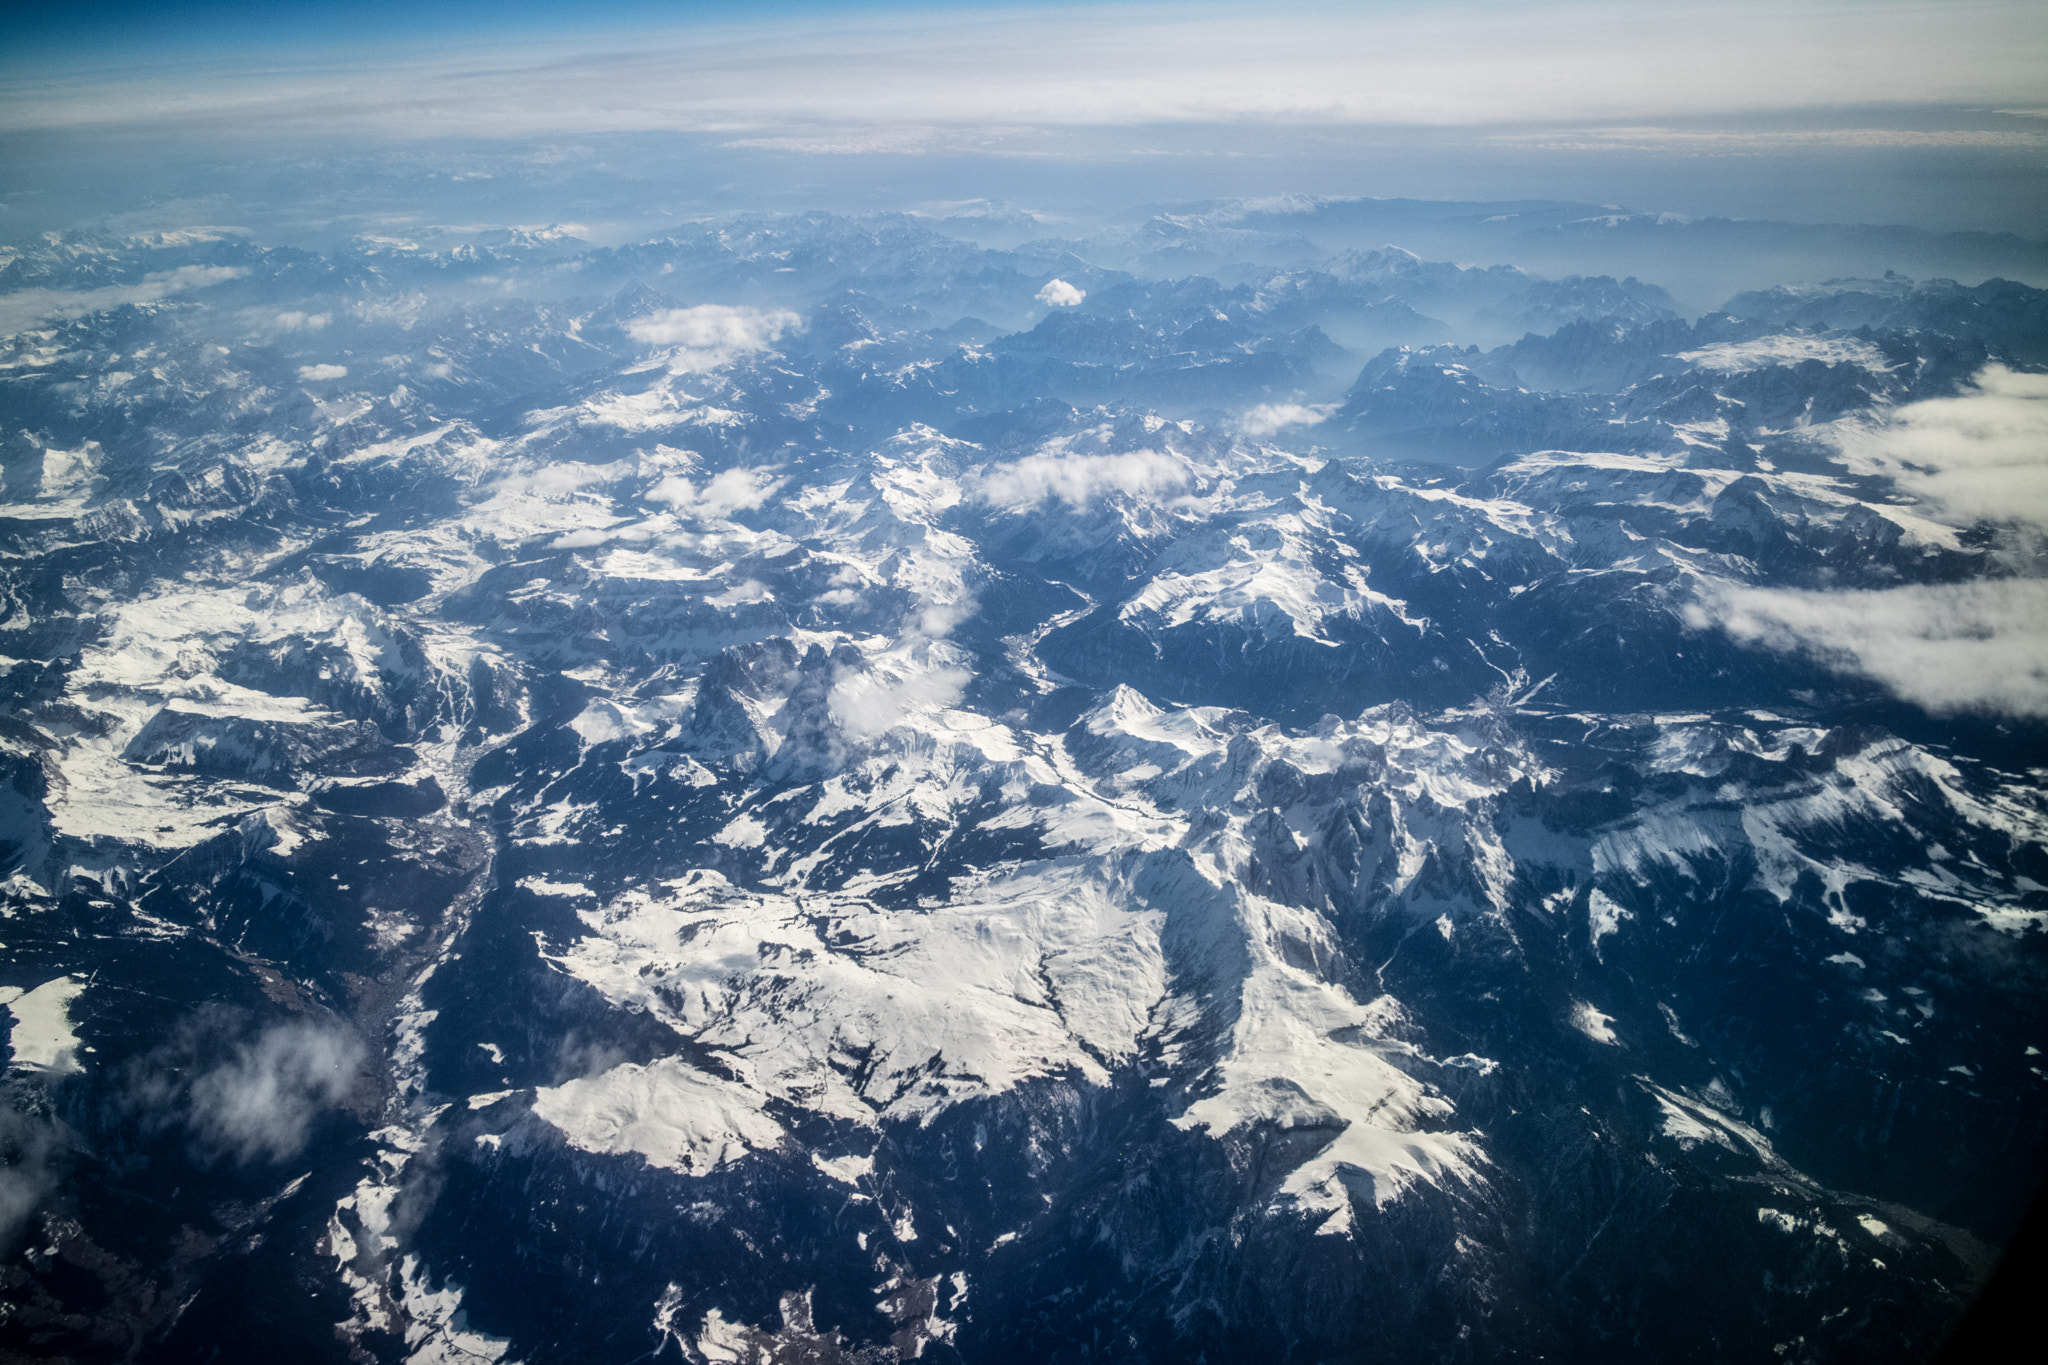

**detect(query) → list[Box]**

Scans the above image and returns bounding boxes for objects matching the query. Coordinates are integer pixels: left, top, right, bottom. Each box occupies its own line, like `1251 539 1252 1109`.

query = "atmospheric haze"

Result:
3 3 2047 1363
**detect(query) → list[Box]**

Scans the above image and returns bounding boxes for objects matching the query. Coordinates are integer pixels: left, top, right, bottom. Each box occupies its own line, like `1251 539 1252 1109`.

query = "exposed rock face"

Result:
0 212 2042 1365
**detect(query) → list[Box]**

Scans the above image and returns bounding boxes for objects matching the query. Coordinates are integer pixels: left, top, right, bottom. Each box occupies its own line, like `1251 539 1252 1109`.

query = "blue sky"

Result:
8 0 1132 65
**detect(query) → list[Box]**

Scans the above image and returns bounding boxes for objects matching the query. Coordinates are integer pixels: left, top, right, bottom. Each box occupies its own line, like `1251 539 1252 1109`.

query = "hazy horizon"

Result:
5 0 2047 244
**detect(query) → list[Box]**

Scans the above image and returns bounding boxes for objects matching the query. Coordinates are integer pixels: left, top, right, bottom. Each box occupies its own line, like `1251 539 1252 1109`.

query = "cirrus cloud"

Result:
8 3 2045 140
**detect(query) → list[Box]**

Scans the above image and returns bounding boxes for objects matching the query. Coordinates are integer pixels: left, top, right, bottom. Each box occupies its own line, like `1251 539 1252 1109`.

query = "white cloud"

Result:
1237 402 1334 437
297 362 348 381
625 304 800 373
1841 366 2048 532
186 1023 364 1165
829 661 971 741
974 449 1191 509
1035 278 1084 307
520 462 620 498
826 589 978 741
702 467 784 515
705 578 772 608
645 465 784 518
124 226 250 246
274 310 330 330
645 473 697 505
1689 579 2048 717
916 597 975 640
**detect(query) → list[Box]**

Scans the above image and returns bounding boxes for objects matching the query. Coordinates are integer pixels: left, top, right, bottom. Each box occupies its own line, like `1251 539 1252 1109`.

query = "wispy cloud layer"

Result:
6 2 2043 141
185 1023 364 1165
0 266 246 338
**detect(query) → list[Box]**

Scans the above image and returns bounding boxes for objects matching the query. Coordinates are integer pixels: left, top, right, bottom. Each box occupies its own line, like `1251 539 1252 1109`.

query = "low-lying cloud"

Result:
974 450 1192 509
825 589 978 742
626 305 801 373
1843 365 2048 532
645 465 785 518
829 662 972 742
185 1022 364 1165
1237 402 1335 438
0 265 247 337
1689 579 2048 717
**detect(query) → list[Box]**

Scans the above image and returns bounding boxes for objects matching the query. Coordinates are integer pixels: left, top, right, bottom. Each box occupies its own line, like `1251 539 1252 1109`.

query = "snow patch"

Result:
1570 1001 1618 1045
532 1056 786 1175
1677 334 1888 374
1587 888 1632 956
0 976 86 1074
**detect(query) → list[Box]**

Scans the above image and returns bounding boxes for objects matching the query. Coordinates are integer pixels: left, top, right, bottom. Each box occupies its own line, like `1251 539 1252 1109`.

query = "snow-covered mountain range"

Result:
2 205 2044 1363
